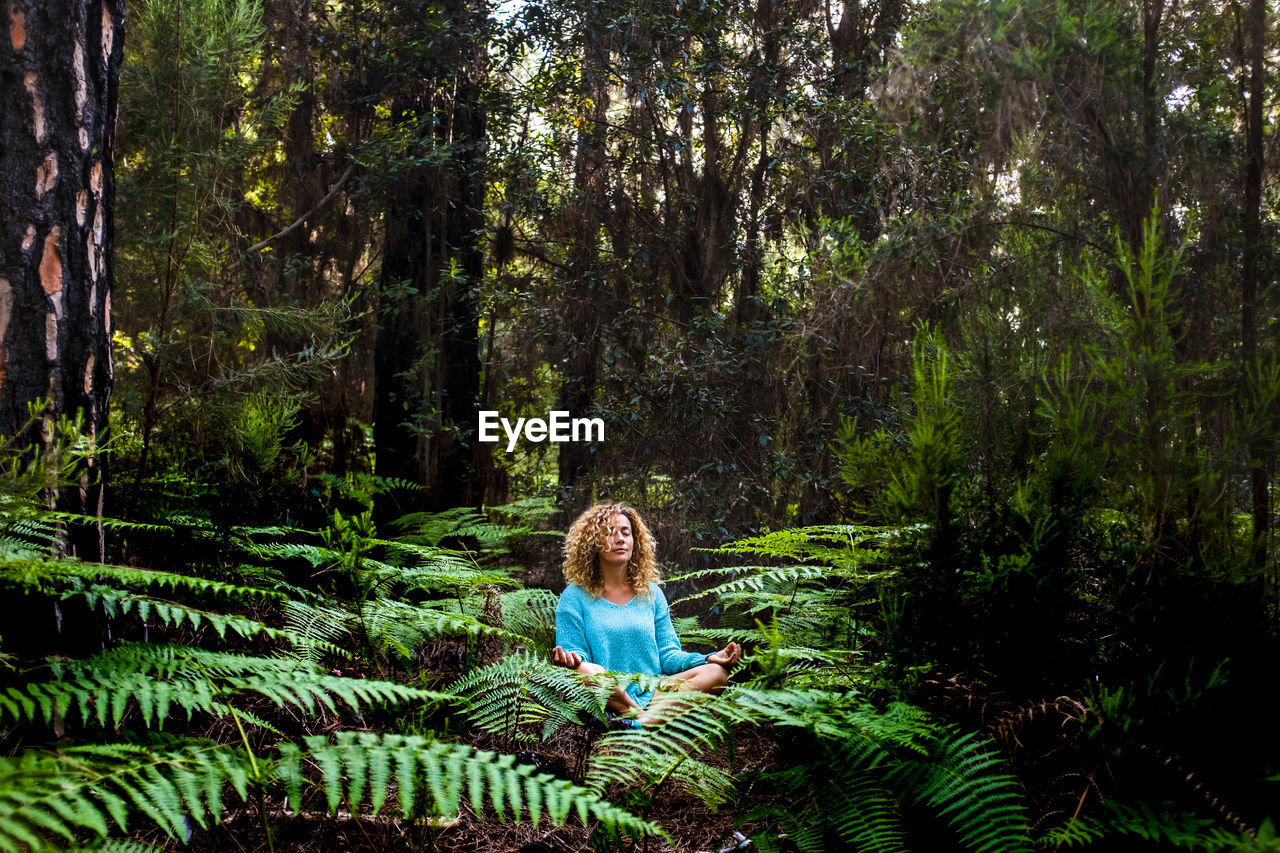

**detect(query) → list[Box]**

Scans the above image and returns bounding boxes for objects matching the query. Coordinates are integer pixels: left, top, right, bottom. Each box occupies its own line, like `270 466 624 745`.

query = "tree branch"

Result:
245 164 356 254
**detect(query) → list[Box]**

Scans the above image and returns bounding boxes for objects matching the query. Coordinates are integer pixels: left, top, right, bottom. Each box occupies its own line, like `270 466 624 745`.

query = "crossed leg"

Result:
638 663 729 725
572 661 730 725
572 660 643 715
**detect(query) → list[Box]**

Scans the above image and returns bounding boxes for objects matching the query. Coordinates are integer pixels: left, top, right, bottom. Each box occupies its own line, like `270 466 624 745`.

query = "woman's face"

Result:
598 512 634 571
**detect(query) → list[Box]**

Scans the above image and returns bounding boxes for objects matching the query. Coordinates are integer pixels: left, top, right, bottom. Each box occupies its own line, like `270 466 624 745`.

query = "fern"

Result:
361 597 521 659
391 506 524 553
448 651 608 745
240 540 332 567
750 764 908 853
586 692 730 801
690 524 906 566
276 732 660 838
0 644 455 730
71 581 302 644
0 732 659 851
1041 800 1247 851
668 525 910 694
0 739 253 851
310 472 421 512
0 555 283 603
283 599 352 664
577 687 1030 851
36 511 175 534
500 588 560 653
885 729 1032 853
665 755 736 810
487 496 560 530
0 518 61 557
673 565 834 604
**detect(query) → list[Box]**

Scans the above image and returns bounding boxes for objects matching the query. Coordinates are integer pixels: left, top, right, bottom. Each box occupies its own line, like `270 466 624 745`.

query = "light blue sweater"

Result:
555 582 708 706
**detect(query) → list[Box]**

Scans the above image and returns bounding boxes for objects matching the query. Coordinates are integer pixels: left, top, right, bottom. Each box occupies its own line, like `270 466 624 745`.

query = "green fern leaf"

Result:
448 652 608 742
279 733 661 838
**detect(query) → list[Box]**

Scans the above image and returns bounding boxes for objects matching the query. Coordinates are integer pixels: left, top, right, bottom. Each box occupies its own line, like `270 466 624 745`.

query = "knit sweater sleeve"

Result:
554 586 593 664
652 585 708 674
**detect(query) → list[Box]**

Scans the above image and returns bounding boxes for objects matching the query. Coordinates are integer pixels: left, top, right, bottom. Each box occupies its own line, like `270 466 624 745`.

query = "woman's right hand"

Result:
552 646 583 668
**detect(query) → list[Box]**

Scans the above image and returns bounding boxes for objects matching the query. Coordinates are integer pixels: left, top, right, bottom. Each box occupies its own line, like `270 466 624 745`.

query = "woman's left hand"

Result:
707 642 742 668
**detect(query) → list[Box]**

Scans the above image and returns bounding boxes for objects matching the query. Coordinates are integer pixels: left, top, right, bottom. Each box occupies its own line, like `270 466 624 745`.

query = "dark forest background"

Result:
0 0 1278 850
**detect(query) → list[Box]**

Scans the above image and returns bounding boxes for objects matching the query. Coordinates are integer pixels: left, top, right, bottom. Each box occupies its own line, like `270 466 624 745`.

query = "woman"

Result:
551 503 742 725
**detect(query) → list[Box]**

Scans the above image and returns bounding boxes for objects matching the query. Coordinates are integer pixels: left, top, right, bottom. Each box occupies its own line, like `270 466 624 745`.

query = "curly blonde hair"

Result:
562 503 660 599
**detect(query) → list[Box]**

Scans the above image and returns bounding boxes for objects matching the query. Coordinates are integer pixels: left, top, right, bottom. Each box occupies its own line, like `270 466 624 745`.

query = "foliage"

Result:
835 215 1280 845
71 0 1280 846
674 524 903 689
579 688 1031 852
0 477 656 851
278 733 660 837
448 651 608 748
113 0 351 502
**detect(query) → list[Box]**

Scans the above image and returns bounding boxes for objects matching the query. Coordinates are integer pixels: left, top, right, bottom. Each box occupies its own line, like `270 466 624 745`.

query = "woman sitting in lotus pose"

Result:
551 503 742 725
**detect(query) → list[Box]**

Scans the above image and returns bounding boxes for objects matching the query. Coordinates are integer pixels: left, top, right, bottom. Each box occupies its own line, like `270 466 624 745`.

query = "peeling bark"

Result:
7 4 23 51
22 71 43 141
0 0 124 552
35 151 57 199
39 227 62 294
0 277 10 388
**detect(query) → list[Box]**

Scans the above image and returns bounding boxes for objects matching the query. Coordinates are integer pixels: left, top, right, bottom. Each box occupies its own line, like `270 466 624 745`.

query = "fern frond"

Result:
751 762 909 853
3 645 454 730
487 496 559 529
283 599 352 664
0 740 252 851
666 756 735 810
0 556 283 603
585 692 730 803
391 507 518 551
311 472 420 507
718 692 1027 852
671 565 833 605
0 518 61 556
371 558 514 595
827 770 910 853
448 651 607 742
500 589 559 653
73 584 295 644
276 732 661 838
35 511 175 534
693 524 906 563
1040 800 1241 851
361 598 520 659
886 728 1032 853
240 541 333 567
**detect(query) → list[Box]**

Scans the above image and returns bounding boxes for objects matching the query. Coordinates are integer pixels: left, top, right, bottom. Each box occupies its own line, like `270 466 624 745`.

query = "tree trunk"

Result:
372 0 487 519
555 10 609 501
1241 0 1268 556
439 54 486 510
0 0 123 550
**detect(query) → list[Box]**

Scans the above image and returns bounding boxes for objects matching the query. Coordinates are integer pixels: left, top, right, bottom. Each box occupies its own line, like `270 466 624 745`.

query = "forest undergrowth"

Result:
0 433 1274 853
0 456 1037 853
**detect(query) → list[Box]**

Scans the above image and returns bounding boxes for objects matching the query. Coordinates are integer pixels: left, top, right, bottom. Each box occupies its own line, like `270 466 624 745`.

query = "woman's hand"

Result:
706 642 742 668
551 646 583 669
